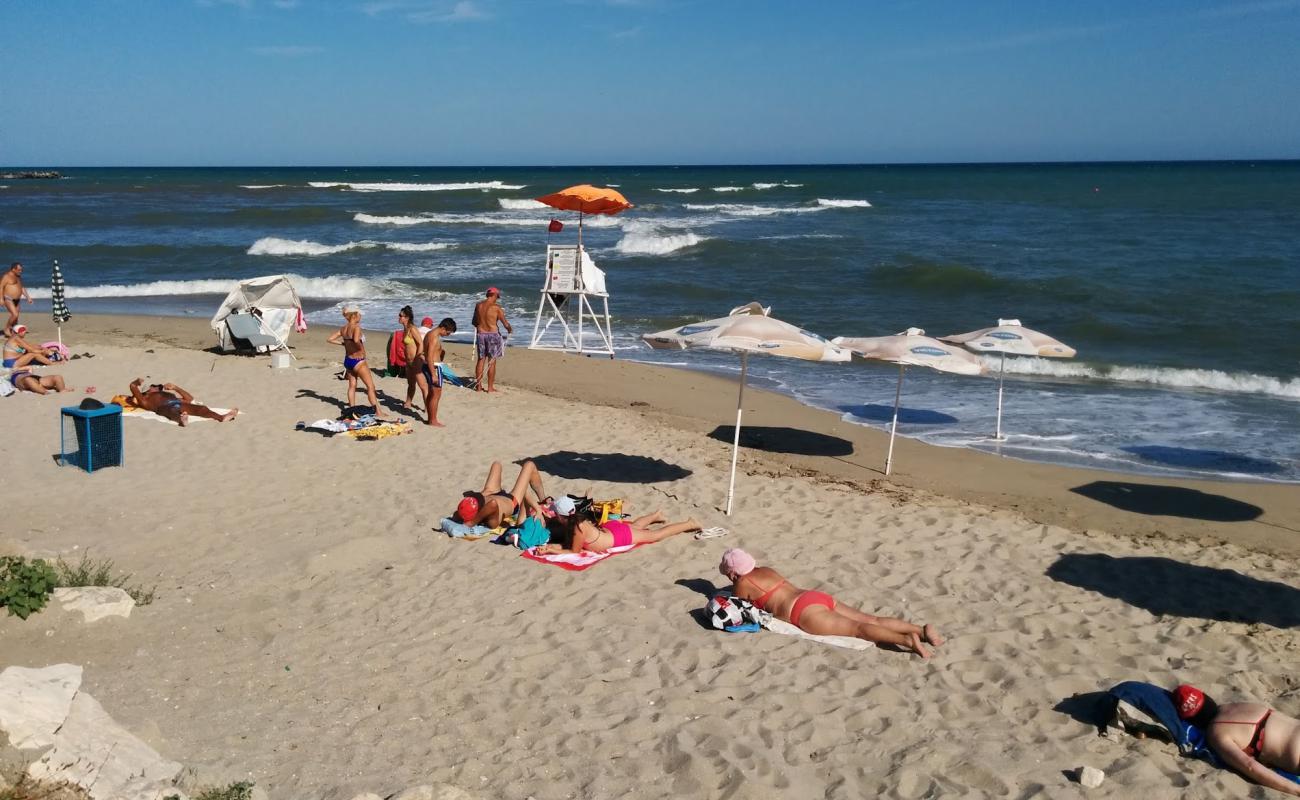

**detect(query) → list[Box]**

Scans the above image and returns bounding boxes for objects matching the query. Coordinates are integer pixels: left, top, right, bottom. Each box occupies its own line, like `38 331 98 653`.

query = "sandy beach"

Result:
2 313 1298 799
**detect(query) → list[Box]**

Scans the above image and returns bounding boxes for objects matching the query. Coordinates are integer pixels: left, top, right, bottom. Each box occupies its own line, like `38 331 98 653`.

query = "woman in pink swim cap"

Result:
719 548 944 659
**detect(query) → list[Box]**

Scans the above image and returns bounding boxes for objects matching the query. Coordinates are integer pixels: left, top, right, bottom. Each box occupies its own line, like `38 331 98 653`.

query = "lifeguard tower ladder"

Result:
528 244 614 358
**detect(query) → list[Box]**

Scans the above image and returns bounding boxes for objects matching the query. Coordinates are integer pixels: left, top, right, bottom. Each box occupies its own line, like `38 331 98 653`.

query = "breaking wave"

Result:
498 198 547 210
817 198 872 208
247 237 451 256
753 182 804 189
990 356 1300 400
28 275 392 300
684 203 825 217
712 186 745 192
239 184 288 189
615 230 706 255
655 188 700 194
308 180 525 192
355 212 540 227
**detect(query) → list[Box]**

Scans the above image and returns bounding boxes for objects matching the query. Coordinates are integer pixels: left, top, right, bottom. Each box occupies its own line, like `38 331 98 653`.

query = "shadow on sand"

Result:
525 451 692 483
1121 445 1283 476
708 425 854 457
1069 481 1262 523
676 578 725 631
1047 553 1300 628
294 387 418 420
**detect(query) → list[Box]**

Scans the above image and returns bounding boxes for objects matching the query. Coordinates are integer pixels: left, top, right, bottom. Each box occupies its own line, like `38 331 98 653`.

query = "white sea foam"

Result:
355 212 544 227
240 184 288 189
614 230 706 255
752 182 803 189
29 274 389 300
684 203 825 217
712 186 745 192
247 237 451 256
817 198 872 208
987 356 1300 400
654 188 700 194
309 180 525 192
498 198 547 210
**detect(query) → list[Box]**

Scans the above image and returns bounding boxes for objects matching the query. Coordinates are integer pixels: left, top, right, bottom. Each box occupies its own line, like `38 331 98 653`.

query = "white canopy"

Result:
210 275 303 352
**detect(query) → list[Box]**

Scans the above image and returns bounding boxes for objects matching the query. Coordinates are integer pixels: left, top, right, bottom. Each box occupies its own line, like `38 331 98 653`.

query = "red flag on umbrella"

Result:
548 219 564 233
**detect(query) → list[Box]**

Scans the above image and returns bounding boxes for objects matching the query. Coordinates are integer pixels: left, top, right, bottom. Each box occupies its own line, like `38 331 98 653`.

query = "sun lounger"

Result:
224 311 283 354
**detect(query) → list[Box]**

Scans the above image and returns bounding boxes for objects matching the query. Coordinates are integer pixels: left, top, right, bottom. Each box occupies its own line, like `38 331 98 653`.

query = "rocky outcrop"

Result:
53 587 135 622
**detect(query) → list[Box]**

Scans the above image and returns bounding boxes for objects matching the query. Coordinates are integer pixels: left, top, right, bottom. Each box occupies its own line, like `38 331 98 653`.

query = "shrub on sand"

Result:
54 554 156 606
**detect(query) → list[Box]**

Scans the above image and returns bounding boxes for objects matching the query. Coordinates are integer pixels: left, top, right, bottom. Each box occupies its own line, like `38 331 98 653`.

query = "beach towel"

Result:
116 401 236 426
439 517 503 541
520 543 643 571
436 363 475 389
761 616 875 651
344 420 410 440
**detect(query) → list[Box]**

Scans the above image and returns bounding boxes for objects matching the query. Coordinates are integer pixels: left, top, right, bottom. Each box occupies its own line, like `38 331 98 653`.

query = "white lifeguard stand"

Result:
528 244 615 358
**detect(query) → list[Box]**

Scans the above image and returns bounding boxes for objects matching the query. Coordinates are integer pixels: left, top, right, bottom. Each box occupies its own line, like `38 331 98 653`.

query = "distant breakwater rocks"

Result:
0 170 62 179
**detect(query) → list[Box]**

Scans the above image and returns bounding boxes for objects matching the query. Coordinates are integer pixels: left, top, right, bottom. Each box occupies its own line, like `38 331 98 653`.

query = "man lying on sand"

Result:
455 459 549 528
10 370 71 394
127 378 237 426
1175 684 1300 795
719 548 943 659
537 510 701 554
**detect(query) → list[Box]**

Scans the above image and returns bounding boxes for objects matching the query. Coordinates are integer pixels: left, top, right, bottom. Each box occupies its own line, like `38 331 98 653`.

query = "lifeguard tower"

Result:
528 244 614 358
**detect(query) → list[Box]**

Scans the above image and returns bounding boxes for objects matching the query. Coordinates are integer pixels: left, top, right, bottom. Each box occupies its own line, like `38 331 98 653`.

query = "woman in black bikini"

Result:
719 548 943 659
454 460 549 528
1175 685 1300 795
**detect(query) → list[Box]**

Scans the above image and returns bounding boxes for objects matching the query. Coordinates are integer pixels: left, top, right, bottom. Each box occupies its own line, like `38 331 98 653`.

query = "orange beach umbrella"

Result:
535 184 632 250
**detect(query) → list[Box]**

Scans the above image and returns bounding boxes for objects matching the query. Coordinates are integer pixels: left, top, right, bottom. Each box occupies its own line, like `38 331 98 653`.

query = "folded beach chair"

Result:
224 311 284 354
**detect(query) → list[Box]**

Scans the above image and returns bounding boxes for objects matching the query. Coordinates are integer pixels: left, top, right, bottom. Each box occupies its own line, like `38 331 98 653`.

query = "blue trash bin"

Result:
60 405 124 473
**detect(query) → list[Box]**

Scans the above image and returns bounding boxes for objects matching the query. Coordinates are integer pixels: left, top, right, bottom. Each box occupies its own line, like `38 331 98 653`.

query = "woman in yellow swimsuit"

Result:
720 548 943 659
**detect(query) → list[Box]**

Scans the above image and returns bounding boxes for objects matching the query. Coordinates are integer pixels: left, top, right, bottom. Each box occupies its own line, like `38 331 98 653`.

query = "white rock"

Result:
350 794 383 800
27 691 183 800
1078 766 1105 788
53 587 136 622
0 663 83 748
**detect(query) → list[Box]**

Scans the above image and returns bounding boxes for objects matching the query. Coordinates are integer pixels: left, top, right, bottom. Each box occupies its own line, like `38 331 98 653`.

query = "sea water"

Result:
2 163 1297 481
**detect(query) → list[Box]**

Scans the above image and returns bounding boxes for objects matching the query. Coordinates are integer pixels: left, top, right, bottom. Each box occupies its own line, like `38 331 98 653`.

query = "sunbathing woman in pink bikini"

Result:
536 511 701 555
720 548 944 659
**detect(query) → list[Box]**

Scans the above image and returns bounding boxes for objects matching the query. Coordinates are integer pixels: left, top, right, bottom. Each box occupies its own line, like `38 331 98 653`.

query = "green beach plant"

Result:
0 556 58 620
54 553 157 606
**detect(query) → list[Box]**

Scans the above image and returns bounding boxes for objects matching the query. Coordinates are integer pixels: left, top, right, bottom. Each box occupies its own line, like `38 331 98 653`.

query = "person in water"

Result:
1175 684 1300 795
127 378 237 425
719 548 943 659
455 460 550 529
326 305 387 419
537 509 701 554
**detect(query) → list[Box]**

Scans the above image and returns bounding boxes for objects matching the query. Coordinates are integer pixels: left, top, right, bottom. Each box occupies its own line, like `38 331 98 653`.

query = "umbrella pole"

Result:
726 352 749 516
885 364 904 476
995 351 1006 440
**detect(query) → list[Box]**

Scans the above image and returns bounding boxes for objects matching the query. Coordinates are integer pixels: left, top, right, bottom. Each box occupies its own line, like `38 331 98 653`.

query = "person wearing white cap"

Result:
3 324 56 369
326 304 387 418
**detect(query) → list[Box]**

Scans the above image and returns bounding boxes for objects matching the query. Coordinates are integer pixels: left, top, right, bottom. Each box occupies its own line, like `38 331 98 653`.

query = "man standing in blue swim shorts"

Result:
472 286 512 393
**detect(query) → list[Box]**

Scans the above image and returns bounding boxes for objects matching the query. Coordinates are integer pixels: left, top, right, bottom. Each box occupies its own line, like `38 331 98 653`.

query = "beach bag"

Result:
41 341 70 362
592 499 623 524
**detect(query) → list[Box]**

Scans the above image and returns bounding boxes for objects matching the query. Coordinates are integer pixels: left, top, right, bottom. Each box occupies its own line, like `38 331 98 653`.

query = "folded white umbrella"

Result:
644 302 850 515
940 319 1075 439
833 328 985 475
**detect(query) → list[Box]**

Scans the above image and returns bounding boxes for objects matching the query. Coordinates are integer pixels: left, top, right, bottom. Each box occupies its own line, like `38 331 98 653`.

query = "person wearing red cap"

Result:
471 286 512 393
2 262 32 336
454 459 547 528
1173 684 1300 794
718 548 944 659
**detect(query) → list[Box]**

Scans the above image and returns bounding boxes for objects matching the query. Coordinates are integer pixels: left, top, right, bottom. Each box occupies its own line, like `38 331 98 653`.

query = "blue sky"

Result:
2 0 1298 165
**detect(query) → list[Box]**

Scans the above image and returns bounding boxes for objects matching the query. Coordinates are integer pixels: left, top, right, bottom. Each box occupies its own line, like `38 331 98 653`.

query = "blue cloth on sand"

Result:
440 517 494 538
513 516 550 549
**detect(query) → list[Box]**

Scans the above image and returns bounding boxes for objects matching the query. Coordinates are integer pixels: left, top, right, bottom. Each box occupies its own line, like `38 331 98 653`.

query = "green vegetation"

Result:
0 556 57 620
54 554 156 606
167 782 255 800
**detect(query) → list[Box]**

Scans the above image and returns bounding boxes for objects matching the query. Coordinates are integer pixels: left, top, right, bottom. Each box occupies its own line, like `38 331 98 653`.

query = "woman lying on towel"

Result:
1175 685 1300 795
535 509 701 555
719 548 943 659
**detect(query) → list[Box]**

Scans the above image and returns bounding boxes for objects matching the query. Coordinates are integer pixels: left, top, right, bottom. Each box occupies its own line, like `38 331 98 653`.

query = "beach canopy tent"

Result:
210 274 305 354
643 302 850 515
832 328 985 476
939 318 1075 440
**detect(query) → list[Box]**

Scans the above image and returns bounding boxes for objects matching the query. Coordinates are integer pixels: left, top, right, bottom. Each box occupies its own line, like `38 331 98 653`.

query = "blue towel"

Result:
513 516 550 549
440 517 494 538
